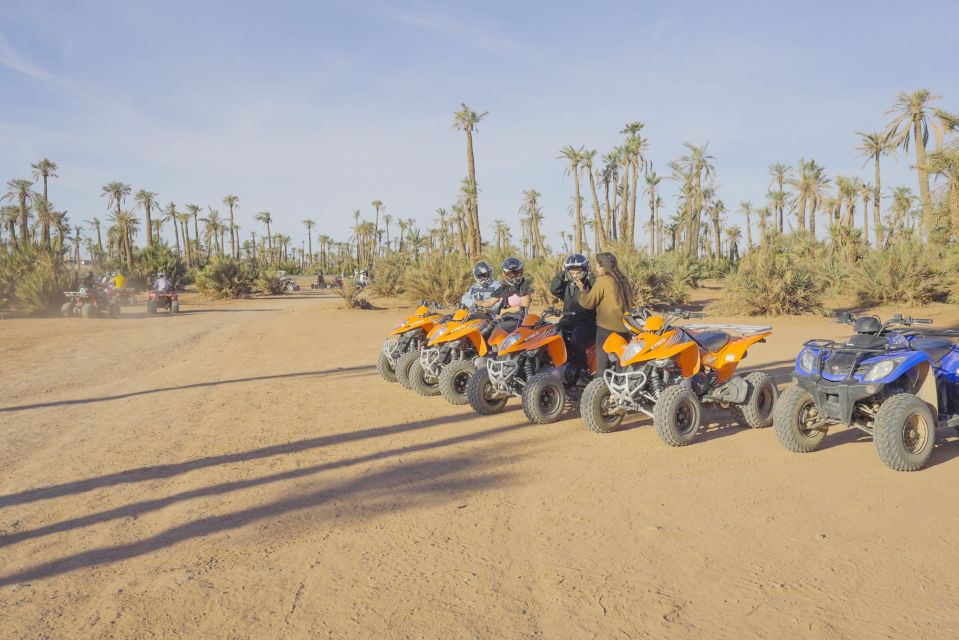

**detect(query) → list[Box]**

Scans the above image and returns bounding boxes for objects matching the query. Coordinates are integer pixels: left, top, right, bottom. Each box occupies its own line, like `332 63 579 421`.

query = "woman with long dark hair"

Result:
573 252 634 378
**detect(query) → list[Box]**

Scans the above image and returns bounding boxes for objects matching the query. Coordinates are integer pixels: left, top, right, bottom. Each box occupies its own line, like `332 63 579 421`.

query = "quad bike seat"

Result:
845 334 888 350
692 330 731 353
911 338 954 364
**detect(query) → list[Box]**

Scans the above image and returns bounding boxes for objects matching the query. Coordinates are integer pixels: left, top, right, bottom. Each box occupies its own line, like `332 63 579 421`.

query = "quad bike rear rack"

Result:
682 323 772 335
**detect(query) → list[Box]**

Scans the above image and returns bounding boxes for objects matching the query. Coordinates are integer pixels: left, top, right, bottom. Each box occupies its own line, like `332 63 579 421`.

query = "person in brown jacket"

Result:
573 252 634 378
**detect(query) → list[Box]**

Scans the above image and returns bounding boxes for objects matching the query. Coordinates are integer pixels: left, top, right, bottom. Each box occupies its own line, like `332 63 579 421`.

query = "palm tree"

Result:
383 214 393 251
581 149 607 252
453 103 487 256
708 198 725 259
676 142 714 257
135 189 159 246
519 189 547 258
806 165 831 238
621 123 648 244
4 179 34 245
739 201 753 248
888 186 916 243
85 216 104 255
178 212 193 265
109 209 137 269
726 225 742 261
768 162 791 233
886 90 943 241
2 205 18 246
558 146 586 252
757 208 772 242
644 170 662 255
201 208 224 257
184 203 201 246
32 195 57 248
924 147 959 241
30 158 58 244
856 130 894 247
162 203 179 254
254 211 273 262
858 181 874 246
223 195 239 258
302 218 316 264
371 200 383 262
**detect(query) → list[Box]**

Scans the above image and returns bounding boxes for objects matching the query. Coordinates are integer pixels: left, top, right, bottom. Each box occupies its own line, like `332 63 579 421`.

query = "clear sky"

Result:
1 0 957 252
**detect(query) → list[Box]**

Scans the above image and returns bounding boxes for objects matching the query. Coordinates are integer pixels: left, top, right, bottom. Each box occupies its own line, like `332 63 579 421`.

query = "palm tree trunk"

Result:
572 165 584 252
587 169 606 252
913 119 933 242
172 219 180 254
145 203 153 247
862 197 869 243
628 157 640 245
809 200 818 237
873 156 882 247
228 205 237 258
465 130 482 257
648 193 656 255
18 193 28 244
797 194 807 233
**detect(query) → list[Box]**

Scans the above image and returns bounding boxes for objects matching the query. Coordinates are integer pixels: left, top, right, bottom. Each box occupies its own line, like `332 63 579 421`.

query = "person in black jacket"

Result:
549 254 597 383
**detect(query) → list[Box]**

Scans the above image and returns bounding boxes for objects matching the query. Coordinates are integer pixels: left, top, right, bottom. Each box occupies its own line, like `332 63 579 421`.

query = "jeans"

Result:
595 327 631 378
562 322 596 374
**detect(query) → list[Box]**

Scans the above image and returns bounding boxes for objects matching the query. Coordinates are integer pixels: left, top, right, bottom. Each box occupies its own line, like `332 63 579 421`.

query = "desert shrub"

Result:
850 240 951 306
134 243 190 289
195 257 254 299
525 256 564 306
0 244 68 312
403 254 472 305
14 259 64 314
719 238 824 316
275 260 303 275
371 253 410 297
614 250 690 307
256 269 286 295
336 281 375 309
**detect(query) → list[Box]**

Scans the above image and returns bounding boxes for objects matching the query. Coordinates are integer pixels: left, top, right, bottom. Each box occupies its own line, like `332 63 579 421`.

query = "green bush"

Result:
403 254 473 305
256 269 286 295
336 281 375 309
719 238 824 316
371 253 410 297
275 260 303 275
15 259 64 314
851 240 951 307
195 257 254 299
614 249 690 307
525 256 564 306
0 244 68 313
134 243 190 289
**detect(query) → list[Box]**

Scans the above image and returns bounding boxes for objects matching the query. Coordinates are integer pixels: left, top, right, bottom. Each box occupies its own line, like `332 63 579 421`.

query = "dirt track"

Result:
1 290 958 639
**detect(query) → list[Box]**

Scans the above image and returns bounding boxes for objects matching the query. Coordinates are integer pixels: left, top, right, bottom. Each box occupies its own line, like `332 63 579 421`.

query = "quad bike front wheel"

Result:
60 302 73 317
439 360 476 405
773 385 826 453
737 371 778 428
109 303 121 318
467 368 507 415
654 385 702 447
408 360 440 397
376 351 399 383
522 372 567 424
395 351 420 390
873 393 936 472
581 378 624 433
81 302 96 319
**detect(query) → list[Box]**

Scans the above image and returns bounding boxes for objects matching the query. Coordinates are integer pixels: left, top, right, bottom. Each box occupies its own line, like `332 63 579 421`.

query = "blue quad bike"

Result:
774 313 959 471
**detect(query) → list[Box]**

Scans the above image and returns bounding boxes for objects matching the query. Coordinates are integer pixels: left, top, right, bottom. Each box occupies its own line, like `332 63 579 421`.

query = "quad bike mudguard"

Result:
428 317 491 356
499 323 568 366
704 331 770 383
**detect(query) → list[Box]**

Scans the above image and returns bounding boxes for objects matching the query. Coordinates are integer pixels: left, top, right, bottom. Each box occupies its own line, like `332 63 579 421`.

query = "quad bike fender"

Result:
913 361 939 420
709 332 770 383
489 326 509 349
628 338 699 374
391 313 443 336
430 319 489 356
604 332 631 361
523 333 567 366
427 321 461 344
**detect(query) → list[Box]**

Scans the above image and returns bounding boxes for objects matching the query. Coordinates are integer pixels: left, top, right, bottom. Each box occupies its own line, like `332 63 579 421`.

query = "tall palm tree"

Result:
30 158 58 244
601 148 622 240
888 186 916 243
32 195 57 248
109 209 136 269
558 146 586 252
708 198 725 259
302 218 316 264
135 189 159 246
453 103 487 256
162 203 179 254
201 208 224 257
4 179 34 245
676 142 714 257
223 195 239 258
178 212 193 265
519 189 547 258
85 216 104 255
886 89 943 241
739 201 754 248
184 203 201 245
254 211 273 262
726 225 742 261
621 123 648 244
856 130 894 247
383 214 393 251
581 149 607 252
767 162 791 233
858 181 874 246
806 165 831 238
644 170 662 254
2 205 18 247
924 148 959 241
371 200 383 262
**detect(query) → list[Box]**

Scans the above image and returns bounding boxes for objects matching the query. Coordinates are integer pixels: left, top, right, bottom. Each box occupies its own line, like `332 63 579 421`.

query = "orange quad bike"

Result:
467 308 596 424
407 307 499 403
378 302 449 386
580 308 777 446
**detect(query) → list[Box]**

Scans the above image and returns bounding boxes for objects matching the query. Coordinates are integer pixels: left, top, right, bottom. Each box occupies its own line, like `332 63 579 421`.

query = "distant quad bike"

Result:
378 303 449 385
407 307 497 403
277 271 300 292
467 308 597 424
61 287 121 319
114 287 138 305
580 308 777 445
774 313 959 471
147 289 180 314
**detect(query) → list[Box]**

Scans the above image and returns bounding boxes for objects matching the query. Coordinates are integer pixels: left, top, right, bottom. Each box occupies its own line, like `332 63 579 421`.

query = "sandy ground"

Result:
1 288 958 639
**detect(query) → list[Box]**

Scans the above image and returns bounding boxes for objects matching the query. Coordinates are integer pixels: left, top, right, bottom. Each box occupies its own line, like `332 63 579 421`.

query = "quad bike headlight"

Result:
432 325 449 339
863 357 906 382
798 349 816 373
501 333 522 350
620 340 647 363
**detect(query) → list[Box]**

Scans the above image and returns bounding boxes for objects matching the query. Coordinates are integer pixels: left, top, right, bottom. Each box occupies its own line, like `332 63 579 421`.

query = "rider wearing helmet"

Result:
477 257 534 332
152 271 173 292
460 261 502 307
550 254 597 383
81 271 97 291
112 271 126 289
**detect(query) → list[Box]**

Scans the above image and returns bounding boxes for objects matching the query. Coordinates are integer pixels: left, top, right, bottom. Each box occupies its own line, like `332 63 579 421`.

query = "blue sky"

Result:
1 0 957 252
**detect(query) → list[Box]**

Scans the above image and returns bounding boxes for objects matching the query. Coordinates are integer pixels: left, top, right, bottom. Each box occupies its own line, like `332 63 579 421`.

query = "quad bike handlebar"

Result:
837 312 933 329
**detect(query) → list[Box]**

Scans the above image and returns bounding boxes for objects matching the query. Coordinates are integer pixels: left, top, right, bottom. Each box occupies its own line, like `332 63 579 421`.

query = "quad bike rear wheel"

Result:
467 368 507 415
581 378 624 433
376 351 398 383
522 372 567 424
773 385 826 453
81 302 96 319
109 303 121 318
737 371 777 428
60 302 73 317
147 300 157 314
439 360 476 405
395 351 419 390
654 385 702 446
873 393 936 472
408 360 440 397
171 300 180 313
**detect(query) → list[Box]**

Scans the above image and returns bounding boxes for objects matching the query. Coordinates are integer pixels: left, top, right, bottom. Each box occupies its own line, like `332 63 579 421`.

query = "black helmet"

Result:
472 261 493 287
501 257 524 286
563 253 588 273
854 316 881 335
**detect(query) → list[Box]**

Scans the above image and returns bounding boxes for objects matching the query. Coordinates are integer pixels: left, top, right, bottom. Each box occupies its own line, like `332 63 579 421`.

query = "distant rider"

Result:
550 254 597 384
152 271 173 292
112 271 126 289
